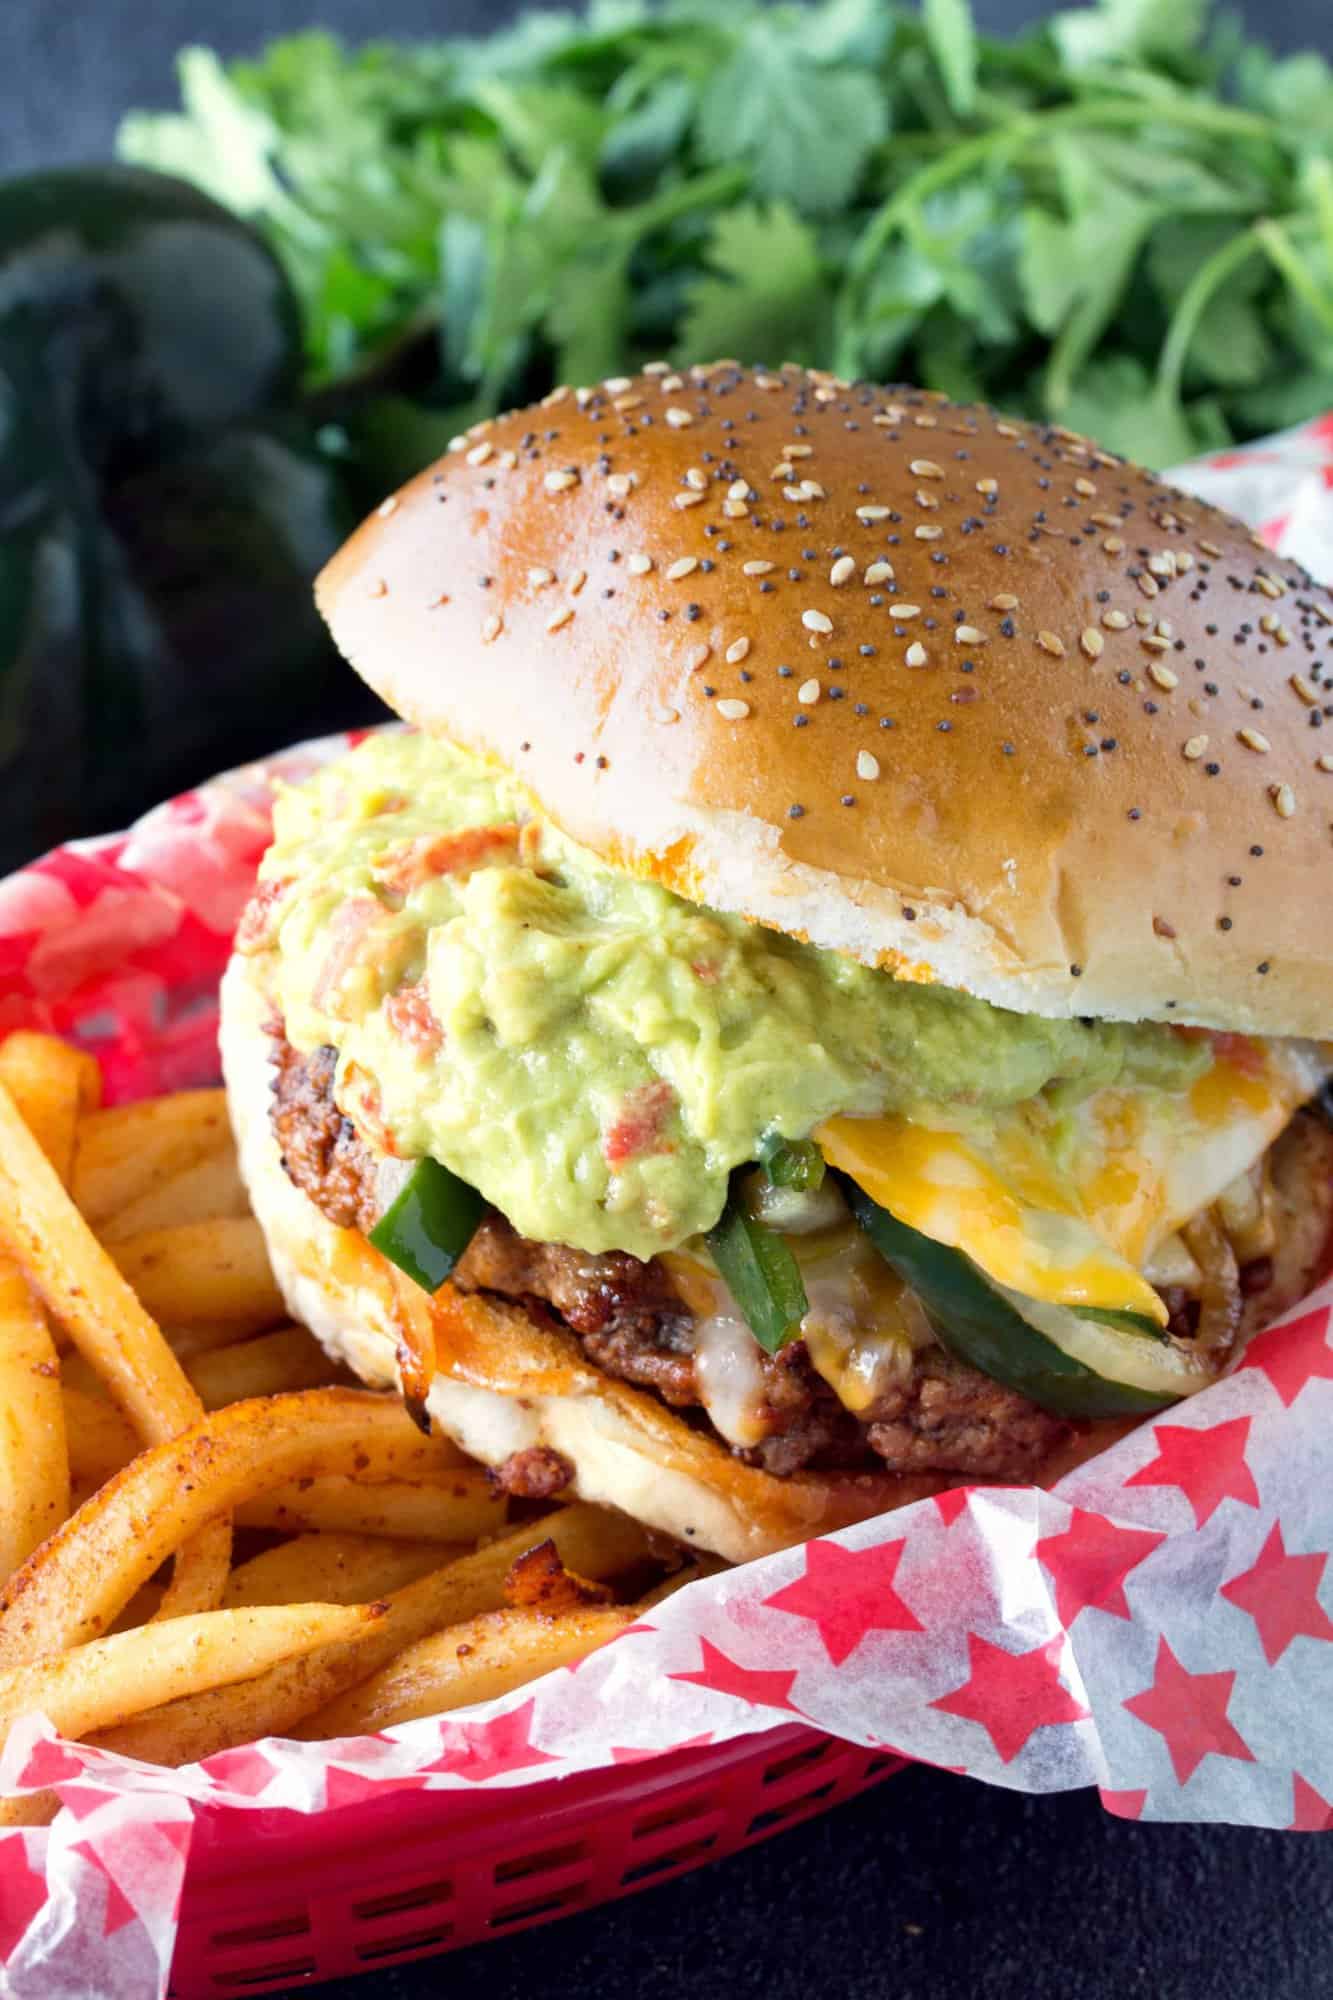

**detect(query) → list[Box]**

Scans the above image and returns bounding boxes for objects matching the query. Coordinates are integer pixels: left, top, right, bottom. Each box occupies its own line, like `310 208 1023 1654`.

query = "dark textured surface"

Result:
4 2 1330 1996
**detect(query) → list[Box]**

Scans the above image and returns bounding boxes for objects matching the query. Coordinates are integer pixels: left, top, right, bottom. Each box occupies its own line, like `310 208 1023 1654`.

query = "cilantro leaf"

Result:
922 0 978 119
696 25 887 217
678 204 827 366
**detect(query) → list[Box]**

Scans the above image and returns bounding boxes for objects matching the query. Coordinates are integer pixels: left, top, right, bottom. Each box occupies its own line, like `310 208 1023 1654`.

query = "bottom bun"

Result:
220 950 1131 1562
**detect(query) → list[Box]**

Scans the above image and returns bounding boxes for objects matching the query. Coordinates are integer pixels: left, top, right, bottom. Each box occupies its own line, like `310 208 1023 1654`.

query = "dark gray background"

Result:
4 3 1330 1997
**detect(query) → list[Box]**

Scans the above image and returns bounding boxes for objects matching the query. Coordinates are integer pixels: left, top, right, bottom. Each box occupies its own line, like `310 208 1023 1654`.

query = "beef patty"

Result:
270 1034 1071 1480
269 1038 1333 1477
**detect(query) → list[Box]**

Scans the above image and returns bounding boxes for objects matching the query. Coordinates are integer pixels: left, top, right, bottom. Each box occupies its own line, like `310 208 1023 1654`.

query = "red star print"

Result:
1220 1522 1333 1666
764 1537 924 1666
1099 1788 1148 1821
934 1488 971 1528
1238 1305 1333 1409
1123 1638 1255 1786
68 1839 141 1939
324 1766 429 1810
428 1699 556 1782
201 1744 279 1799
15 1738 85 1792
1037 1508 1166 1628
1289 1774 1333 1831
929 1632 1089 1764
0 1841 48 1959
1124 1416 1259 1528
671 1638 802 1715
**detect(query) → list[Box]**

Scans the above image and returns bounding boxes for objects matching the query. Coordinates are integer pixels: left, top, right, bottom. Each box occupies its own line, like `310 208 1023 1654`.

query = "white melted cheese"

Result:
692 1311 771 1448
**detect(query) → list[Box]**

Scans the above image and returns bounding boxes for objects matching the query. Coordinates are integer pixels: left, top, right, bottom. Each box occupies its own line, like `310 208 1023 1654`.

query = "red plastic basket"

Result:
169 1725 903 1994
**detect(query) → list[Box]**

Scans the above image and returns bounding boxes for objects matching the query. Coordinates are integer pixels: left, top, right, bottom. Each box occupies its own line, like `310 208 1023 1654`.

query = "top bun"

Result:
317 363 1333 1038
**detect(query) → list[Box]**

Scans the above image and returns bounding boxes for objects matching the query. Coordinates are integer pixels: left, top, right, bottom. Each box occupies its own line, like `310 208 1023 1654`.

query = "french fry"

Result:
235 1471 506 1542
186 1325 342 1410
95 1504 655 1767
304 1604 635 1736
165 1321 267 1363
61 1386 139 1489
0 1033 100 1188
72 1089 230 1228
99 1148 249 1242
0 1389 470 1666
0 1603 375 1748
223 1534 453 1610
105 1218 285 1330
0 1263 68 1581
0 1078 231 1622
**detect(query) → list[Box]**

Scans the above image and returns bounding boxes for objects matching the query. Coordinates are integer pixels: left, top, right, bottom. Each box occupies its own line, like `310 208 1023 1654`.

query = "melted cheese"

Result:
819 1042 1329 1325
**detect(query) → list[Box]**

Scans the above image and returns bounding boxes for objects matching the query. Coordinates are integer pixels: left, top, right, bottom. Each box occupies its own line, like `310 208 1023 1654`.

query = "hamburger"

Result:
221 363 1333 1563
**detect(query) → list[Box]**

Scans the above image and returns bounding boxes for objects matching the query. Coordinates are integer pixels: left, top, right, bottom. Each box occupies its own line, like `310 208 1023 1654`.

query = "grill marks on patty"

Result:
268 1033 1068 1480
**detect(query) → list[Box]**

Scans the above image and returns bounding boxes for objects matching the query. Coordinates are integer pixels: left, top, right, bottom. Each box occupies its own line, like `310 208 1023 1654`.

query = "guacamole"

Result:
258 732 1209 1261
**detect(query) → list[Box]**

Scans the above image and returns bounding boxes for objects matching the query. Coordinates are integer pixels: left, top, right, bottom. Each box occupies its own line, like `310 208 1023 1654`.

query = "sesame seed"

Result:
606 473 633 498
568 570 587 597
802 609 833 635
914 524 943 540
889 603 921 619
990 593 1019 611
465 441 493 467
905 641 928 668
1182 734 1209 762
627 554 653 575
1238 727 1271 753
1317 753 1333 772
1080 628 1104 660
684 467 707 492
724 479 750 503
1147 553 1175 578
976 478 998 497
856 750 881 781
1271 782 1297 817
1102 536 1125 556
481 612 503 643
743 560 775 576
1147 662 1178 690
603 375 632 394
1254 573 1283 600
665 557 698 581
829 556 856 587
785 443 814 459
857 505 891 522
376 494 399 518
864 562 895 585
1102 609 1131 630
910 459 944 479
1036 631 1066 658
527 566 555 589
726 637 752 664
1198 539 1222 559
1141 635 1171 653
544 469 578 493
954 625 985 645
716 698 750 721
657 372 683 391
664 407 694 429
1074 477 1097 496
797 678 821 704
1292 674 1319 705
546 606 574 633
673 492 705 510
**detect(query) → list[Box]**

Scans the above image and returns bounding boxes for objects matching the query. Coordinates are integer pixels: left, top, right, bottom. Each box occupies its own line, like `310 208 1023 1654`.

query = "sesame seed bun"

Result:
220 947 1125 1559
317 363 1333 1038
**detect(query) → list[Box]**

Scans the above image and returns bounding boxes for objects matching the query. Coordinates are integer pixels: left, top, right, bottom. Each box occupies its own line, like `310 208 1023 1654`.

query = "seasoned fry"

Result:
61 1385 138 1488
0 1263 68 1581
72 1089 230 1228
94 1504 655 1767
105 1217 285 1330
186 1325 341 1410
305 1604 635 1735
0 1033 100 1188
0 1389 470 1665
0 1603 374 1746
223 1534 452 1610
0 1078 231 1621
99 1148 249 1242
235 1470 506 1542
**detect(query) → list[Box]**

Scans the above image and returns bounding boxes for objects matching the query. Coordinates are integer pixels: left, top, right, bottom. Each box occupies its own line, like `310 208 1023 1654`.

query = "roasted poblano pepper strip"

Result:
369 1156 487 1293
758 1133 826 1192
842 1177 1214 1418
706 1176 809 1353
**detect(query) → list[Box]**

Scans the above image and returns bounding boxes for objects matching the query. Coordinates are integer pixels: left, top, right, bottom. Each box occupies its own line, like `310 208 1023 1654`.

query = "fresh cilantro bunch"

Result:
119 0 1333 469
